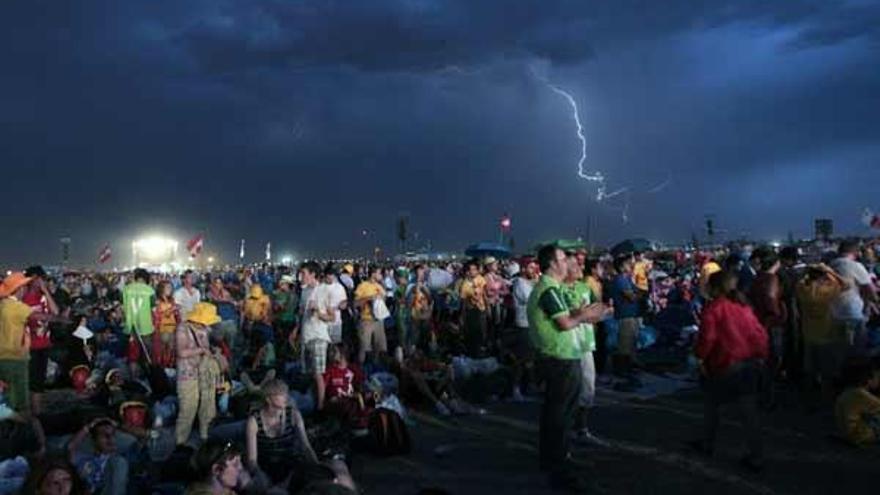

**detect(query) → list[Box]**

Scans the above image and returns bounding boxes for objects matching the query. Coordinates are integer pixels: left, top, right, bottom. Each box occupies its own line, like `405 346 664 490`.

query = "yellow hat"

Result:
342 264 354 275
0 272 32 298
187 302 222 326
249 285 264 299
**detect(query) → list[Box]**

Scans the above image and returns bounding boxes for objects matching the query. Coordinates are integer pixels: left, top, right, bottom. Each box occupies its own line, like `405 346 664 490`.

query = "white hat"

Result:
280 275 296 285
72 325 94 341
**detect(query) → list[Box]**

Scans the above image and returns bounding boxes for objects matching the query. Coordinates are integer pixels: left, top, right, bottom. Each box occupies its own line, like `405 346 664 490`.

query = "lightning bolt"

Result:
532 67 632 220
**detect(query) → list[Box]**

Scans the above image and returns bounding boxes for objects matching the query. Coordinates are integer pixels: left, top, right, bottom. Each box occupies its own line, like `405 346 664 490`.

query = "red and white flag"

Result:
187 234 205 259
97 244 112 264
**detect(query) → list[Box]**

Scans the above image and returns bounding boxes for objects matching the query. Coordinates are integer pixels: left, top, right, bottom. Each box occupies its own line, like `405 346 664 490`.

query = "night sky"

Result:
3 1 879 266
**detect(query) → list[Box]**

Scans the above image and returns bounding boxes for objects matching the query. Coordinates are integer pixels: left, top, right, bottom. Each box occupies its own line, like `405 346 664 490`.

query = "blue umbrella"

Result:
465 242 512 260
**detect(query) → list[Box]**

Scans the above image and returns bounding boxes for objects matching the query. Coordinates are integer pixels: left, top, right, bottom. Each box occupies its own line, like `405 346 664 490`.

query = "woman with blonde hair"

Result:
245 379 355 491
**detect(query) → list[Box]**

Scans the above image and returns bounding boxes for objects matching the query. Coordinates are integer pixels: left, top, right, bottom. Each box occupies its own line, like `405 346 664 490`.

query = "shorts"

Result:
358 320 387 354
0 360 29 413
29 348 50 393
803 341 848 380
303 340 329 375
579 352 596 408
616 318 640 357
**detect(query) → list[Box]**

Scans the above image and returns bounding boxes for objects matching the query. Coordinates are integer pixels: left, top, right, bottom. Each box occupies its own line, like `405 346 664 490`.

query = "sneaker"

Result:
738 456 764 474
574 429 610 447
435 402 452 416
511 387 526 403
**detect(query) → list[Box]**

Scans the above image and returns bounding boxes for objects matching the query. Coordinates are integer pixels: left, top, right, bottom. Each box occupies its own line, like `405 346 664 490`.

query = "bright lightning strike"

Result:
532 68 631 219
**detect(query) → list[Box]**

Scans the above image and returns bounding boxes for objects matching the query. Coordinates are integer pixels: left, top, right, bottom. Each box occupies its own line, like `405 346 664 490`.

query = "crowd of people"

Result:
0 236 878 494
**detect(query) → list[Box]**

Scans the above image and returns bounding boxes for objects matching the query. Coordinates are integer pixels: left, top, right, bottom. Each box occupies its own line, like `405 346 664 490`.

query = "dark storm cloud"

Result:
1 0 879 266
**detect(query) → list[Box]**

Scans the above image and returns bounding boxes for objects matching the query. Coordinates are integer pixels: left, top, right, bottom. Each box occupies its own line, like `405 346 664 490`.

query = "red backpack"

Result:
368 409 411 456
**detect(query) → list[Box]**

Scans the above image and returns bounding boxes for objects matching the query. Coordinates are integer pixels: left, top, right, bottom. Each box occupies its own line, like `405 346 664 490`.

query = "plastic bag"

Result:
372 298 391 321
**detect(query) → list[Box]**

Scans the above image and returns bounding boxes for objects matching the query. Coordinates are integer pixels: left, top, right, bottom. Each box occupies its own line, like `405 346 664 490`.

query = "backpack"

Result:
368 408 411 456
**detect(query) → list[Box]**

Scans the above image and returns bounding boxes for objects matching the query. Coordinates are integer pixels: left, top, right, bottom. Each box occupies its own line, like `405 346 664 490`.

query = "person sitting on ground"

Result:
67 418 129 495
23 457 88 495
245 379 355 490
186 439 261 495
322 344 368 431
835 359 880 447
0 380 48 461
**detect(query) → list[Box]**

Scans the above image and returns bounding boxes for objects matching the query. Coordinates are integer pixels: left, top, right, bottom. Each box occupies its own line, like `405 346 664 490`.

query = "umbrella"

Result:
464 242 512 260
610 238 655 257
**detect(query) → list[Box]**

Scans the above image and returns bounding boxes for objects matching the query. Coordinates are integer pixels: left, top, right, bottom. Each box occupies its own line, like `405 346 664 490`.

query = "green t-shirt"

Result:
564 281 596 353
273 291 298 324
123 282 156 336
527 275 584 360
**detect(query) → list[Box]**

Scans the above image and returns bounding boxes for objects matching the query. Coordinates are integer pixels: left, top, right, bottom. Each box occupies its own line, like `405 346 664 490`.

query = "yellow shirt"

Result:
797 280 844 345
460 275 487 312
585 275 603 303
835 387 880 446
633 261 650 292
156 300 178 335
0 297 34 360
244 286 270 322
355 281 385 321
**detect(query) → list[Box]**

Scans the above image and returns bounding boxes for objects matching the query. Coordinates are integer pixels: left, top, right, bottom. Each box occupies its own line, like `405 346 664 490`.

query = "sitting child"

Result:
835 360 880 447
323 345 369 431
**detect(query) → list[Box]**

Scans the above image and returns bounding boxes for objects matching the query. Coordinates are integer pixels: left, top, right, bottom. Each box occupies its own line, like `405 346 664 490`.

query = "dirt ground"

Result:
351 377 877 495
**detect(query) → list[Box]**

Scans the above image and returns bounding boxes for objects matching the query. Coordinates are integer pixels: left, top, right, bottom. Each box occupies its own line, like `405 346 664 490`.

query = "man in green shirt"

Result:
562 251 604 447
122 269 156 377
528 245 610 492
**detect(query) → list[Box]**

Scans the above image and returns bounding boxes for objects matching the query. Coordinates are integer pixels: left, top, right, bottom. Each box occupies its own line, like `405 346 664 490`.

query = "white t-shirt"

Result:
301 283 331 343
173 286 202 318
831 257 872 321
324 280 349 326
512 276 536 328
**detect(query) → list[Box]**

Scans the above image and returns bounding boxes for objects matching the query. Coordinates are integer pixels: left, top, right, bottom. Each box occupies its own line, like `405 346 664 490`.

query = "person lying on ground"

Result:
67 417 129 495
186 439 265 495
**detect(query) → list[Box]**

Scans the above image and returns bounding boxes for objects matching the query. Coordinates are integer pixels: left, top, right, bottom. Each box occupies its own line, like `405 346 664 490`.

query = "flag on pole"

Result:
862 208 880 230
500 213 512 232
265 242 271 262
186 233 205 259
97 244 112 264
239 239 246 260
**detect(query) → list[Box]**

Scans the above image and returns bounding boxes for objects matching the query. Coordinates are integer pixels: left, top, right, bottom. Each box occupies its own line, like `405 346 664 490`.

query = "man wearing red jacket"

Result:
692 270 769 472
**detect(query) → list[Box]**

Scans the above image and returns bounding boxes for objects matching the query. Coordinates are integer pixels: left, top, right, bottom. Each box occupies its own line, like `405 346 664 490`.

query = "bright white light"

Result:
281 256 293 265
207 257 215 263
770 241 782 248
133 236 178 261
